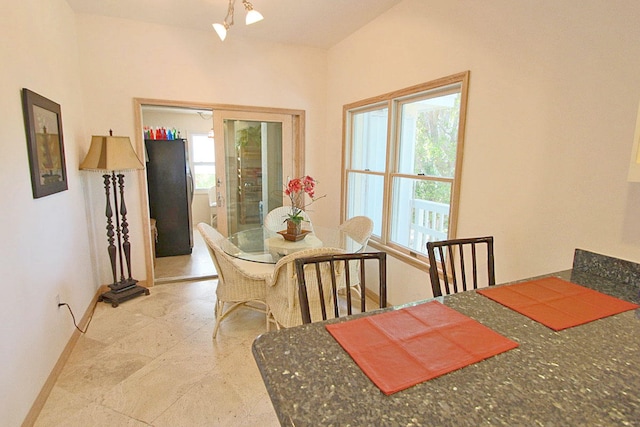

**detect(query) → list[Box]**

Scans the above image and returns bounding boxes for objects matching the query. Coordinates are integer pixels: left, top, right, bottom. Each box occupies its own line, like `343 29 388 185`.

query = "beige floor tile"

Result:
115 288 194 319
55 346 153 403
35 248 283 427
41 397 150 427
84 305 156 346
65 336 109 365
153 373 279 427
154 278 217 303
34 386 94 427
106 317 199 359
98 356 212 423
158 298 216 332
154 230 216 282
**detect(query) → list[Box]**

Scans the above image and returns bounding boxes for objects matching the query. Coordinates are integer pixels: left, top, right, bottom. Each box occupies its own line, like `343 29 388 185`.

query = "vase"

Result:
286 219 302 235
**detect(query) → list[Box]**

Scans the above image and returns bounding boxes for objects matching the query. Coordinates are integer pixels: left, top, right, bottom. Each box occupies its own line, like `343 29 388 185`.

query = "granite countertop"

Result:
252 250 640 426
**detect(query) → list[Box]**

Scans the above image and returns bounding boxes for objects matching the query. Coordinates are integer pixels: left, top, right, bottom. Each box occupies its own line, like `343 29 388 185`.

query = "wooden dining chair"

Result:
295 252 387 324
426 236 495 297
266 247 345 329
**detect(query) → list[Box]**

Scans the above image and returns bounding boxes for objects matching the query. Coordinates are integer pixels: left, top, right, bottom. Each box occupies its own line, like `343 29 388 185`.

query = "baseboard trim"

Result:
21 285 109 427
364 286 381 305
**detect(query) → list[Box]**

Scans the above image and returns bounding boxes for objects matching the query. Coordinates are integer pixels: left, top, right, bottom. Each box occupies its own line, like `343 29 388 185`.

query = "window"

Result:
191 133 216 190
342 72 469 265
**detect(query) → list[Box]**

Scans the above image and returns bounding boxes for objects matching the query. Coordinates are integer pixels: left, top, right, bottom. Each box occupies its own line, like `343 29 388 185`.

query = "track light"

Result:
212 0 263 41
212 22 229 41
243 0 264 25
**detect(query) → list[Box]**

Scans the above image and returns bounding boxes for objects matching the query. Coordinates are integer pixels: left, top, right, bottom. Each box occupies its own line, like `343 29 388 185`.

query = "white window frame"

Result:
190 133 216 192
341 71 470 269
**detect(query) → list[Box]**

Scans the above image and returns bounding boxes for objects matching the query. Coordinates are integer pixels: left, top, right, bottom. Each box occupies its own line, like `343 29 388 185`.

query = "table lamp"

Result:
80 130 149 307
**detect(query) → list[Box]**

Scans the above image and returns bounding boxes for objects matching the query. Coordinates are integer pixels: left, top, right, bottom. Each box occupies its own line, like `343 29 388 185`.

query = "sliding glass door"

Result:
213 110 294 235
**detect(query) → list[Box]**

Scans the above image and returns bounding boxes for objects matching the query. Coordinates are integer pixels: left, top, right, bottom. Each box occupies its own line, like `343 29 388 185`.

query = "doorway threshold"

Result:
155 273 218 284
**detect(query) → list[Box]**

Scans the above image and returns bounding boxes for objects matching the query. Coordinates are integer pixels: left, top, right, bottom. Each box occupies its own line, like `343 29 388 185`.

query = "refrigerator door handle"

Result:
186 166 194 203
186 162 194 249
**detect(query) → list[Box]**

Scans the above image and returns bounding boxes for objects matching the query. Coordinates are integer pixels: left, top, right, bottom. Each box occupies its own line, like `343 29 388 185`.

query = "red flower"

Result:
284 176 324 223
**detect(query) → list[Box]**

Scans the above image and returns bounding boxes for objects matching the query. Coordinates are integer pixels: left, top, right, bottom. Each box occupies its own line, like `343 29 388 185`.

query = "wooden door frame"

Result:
133 98 305 287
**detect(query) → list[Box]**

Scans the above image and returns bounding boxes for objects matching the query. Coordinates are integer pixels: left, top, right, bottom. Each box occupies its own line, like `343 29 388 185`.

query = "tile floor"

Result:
35 278 280 426
153 229 217 283
34 228 280 426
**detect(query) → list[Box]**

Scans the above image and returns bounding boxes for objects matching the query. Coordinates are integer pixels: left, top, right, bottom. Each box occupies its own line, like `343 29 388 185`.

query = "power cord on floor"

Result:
58 300 98 334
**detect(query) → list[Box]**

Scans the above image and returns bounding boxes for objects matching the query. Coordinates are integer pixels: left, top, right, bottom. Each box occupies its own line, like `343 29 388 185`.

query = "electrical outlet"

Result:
56 294 61 307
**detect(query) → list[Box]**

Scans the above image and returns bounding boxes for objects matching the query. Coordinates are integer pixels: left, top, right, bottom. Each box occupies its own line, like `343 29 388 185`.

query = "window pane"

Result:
194 164 216 190
397 91 460 178
350 107 388 172
390 177 451 255
346 172 384 237
193 134 215 162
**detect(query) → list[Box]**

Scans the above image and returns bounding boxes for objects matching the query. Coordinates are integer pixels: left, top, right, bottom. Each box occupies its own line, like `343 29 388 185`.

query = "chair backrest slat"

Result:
343 259 353 315
359 259 366 312
427 236 495 298
295 252 387 324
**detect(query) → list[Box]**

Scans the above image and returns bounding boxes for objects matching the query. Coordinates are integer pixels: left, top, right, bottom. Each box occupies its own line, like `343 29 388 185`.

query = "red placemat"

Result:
477 277 639 331
325 301 518 395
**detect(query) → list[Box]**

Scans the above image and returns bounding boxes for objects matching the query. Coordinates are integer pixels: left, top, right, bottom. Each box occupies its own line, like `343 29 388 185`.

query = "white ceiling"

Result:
65 0 403 49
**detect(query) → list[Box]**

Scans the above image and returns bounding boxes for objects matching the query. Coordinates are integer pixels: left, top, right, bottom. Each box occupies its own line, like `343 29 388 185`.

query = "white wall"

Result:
0 1 97 425
324 0 640 301
74 14 329 286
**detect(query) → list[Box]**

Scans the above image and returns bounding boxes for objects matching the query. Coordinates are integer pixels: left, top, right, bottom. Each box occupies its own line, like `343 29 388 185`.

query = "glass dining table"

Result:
218 225 365 264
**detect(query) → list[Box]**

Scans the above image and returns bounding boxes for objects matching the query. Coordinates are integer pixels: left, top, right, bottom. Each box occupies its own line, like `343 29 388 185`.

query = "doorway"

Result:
134 99 305 286
141 105 216 282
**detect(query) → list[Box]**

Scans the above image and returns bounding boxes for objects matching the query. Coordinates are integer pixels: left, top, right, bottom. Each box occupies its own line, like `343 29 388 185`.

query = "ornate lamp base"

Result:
98 282 149 307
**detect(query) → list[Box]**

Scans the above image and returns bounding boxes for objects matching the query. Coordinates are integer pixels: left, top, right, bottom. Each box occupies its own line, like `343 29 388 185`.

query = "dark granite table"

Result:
252 249 640 426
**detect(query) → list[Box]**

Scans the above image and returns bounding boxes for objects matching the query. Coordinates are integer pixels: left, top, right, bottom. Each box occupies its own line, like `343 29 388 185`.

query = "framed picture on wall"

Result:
22 88 68 198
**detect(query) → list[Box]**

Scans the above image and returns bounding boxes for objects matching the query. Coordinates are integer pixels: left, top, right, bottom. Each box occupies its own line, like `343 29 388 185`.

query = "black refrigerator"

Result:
145 139 193 257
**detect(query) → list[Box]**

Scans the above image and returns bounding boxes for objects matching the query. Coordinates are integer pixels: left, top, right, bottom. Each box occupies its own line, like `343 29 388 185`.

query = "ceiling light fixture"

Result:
212 0 263 41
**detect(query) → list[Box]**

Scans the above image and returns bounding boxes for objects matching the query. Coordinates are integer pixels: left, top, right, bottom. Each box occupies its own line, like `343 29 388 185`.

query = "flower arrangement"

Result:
284 175 324 224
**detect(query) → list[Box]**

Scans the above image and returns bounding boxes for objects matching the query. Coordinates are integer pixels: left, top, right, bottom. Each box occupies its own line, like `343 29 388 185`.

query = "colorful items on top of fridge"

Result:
144 126 182 140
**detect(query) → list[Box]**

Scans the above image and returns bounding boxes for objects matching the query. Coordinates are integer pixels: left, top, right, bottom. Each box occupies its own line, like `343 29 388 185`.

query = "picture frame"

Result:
22 88 68 198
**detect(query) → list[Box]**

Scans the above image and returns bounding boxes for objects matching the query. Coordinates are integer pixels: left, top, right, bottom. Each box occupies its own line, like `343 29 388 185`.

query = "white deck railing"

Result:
407 199 449 254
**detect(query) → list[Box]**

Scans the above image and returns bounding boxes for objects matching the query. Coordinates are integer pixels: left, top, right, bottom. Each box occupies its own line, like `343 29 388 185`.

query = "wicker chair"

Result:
266 247 345 329
339 216 374 247
264 206 313 233
197 223 274 338
338 216 374 296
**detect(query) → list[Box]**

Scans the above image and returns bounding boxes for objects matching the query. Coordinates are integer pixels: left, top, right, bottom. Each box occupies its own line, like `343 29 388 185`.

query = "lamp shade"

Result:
80 135 144 172
212 23 228 41
245 9 263 25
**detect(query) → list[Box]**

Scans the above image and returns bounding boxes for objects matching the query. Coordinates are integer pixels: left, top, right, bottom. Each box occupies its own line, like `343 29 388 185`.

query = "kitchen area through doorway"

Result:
142 105 217 282
139 101 302 285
